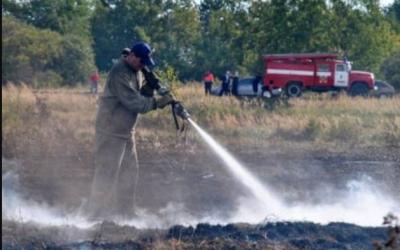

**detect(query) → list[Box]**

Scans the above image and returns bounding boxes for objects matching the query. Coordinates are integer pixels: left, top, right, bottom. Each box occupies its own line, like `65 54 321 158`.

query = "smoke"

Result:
3 169 398 229
1 171 219 229
231 175 399 226
120 202 225 228
2 171 95 229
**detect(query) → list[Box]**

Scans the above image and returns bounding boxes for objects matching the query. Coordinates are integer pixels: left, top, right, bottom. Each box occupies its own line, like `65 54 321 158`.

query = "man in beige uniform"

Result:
87 42 173 220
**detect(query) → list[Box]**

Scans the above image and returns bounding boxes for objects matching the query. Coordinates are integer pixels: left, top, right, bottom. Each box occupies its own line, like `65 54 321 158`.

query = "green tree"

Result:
3 0 96 85
288 0 333 52
51 35 96 85
385 0 400 21
384 0 400 34
194 0 250 79
330 0 398 73
91 0 201 80
2 15 64 86
2 0 93 36
91 0 163 70
380 50 400 90
155 2 200 80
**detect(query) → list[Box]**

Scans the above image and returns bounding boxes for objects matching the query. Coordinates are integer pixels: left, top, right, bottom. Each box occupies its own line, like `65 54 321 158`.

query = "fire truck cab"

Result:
262 53 375 97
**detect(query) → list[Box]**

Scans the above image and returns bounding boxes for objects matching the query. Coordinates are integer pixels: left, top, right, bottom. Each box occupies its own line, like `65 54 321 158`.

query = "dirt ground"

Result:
2 139 400 249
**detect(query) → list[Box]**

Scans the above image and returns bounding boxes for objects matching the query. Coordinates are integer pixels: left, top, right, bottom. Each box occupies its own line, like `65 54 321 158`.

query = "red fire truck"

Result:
262 53 375 97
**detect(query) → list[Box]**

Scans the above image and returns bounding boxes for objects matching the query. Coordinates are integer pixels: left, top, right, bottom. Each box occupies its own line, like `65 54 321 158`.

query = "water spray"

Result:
187 119 283 211
166 99 282 211
141 66 282 209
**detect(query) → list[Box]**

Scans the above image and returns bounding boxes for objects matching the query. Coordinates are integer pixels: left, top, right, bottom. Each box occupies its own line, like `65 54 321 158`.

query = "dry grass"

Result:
2 83 400 158
167 84 400 150
2 84 97 158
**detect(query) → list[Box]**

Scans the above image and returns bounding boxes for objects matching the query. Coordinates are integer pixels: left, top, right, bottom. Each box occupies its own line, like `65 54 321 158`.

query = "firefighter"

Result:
252 75 262 95
231 71 239 96
219 70 231 96
85 42 174 220
343 51 352 71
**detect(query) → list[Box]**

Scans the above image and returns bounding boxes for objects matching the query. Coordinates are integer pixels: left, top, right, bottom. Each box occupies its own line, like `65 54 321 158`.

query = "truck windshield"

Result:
336 64 346 72
317 64 329 72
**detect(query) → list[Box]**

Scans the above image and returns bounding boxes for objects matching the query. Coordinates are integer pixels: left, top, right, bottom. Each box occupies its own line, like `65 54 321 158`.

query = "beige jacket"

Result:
95 59 156 138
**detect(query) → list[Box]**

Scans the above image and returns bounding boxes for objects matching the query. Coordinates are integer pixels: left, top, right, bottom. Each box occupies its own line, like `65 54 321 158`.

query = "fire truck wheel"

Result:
349 82 369 97
286 83 302 97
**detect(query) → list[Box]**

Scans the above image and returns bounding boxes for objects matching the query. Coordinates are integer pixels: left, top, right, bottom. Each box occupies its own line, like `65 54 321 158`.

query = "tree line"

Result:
2 0 400 89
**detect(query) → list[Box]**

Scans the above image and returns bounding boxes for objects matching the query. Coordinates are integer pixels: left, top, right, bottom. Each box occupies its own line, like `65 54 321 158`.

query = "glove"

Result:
142 68 161 90
140 84 154 97
155 94 175 109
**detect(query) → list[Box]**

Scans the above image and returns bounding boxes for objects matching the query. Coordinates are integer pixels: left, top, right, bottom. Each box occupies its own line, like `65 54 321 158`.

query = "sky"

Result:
381 0 395 7
193 0 395 8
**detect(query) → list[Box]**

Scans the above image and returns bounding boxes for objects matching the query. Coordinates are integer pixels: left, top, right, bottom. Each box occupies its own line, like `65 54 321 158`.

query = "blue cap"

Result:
131 42 155 67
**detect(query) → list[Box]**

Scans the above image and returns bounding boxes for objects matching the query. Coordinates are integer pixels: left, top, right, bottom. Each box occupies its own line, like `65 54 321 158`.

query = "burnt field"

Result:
1 219 392 250
2 145 400 249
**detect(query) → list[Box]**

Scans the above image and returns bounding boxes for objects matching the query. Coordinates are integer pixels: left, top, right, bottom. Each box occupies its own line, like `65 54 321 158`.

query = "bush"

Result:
2 15 96 87
380 51 400 91
33 71 64 88
2 15 63 85
51 35 96 86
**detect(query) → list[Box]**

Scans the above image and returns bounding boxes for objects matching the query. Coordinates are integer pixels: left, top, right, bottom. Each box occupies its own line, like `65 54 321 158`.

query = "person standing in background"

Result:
343 51 352 71
231 71 239 96
219 70 231 96
89 70 100 94
203 70 215 95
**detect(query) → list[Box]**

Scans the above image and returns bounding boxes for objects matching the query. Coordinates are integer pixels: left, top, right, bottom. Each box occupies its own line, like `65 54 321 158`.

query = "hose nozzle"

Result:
173 102 190 120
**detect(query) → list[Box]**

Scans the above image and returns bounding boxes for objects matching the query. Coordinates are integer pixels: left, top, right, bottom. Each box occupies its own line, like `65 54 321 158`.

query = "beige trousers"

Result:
86 132 139 220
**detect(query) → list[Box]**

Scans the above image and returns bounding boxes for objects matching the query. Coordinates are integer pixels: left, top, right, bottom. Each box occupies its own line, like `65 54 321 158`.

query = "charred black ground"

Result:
1 219 392 250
